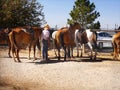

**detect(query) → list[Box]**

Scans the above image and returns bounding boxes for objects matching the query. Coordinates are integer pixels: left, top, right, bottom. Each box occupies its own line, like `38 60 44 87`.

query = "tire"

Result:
99 42 103 49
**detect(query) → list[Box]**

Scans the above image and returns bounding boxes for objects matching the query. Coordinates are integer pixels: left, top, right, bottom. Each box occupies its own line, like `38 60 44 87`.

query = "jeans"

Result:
42 39 48 60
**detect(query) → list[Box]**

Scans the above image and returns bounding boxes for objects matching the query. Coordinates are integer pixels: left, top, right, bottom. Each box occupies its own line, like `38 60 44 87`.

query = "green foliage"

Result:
68 0 100 28
88 21 101 29
0 0 45 28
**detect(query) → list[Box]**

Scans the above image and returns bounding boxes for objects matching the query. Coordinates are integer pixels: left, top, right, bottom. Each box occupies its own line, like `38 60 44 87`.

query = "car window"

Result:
105 33 111 37
98 32 112 37
98 33 104 37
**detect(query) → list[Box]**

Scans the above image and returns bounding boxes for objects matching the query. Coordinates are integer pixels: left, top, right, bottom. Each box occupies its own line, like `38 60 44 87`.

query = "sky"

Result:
38 0 120 29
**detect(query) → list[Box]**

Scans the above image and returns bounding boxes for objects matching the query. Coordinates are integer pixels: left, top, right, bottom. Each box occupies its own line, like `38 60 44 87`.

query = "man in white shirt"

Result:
41 24 50 61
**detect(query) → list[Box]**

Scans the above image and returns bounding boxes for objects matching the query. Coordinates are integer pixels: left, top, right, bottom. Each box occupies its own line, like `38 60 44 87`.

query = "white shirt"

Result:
42 28 50 40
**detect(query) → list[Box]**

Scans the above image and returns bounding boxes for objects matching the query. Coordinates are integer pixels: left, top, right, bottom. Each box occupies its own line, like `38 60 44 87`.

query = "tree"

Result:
0 0 45 28
88 21 101 29
68 0 100 28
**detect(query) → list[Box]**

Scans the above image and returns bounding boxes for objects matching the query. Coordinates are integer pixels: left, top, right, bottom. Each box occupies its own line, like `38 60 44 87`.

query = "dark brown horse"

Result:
0 28 12 57
9 26 43 62
112 32 120 60
53 22 81 61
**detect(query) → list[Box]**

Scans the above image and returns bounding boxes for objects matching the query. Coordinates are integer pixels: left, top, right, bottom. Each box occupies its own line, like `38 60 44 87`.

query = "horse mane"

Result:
60 27 69 30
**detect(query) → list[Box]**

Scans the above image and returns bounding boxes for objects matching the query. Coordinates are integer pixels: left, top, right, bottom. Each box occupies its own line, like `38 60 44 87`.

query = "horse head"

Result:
3 28 12 34
70 22 81 30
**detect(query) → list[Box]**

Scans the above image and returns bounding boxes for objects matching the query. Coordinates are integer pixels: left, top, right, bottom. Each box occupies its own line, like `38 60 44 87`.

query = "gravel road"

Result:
0 48 120 90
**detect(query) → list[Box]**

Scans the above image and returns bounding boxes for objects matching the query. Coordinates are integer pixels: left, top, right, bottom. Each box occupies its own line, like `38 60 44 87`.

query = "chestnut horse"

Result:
112 32 120 60
53 22 81 61
9 26 42 62
74 29 97 60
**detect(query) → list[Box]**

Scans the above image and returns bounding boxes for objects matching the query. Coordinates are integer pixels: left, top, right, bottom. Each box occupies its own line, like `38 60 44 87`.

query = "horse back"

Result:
10 27 32 49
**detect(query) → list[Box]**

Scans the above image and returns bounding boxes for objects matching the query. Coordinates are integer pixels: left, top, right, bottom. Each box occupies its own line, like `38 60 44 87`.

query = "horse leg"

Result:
76 44 79 57
33 44 37 60
36 39 41 58
16 49 21 62
8 49 11 58
63 46 66 61
58 48 60 61
54 40 58 57
54 48 57 57
93 39 97 60
8 45 12 58
80 45 83 57
67 47 71 58
28 45 32 60
12 47 16 62
71 47 74 58
87 42 93 60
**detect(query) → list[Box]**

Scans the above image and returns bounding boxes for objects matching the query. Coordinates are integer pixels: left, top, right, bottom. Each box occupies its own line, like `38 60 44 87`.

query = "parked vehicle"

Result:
97 32 112 49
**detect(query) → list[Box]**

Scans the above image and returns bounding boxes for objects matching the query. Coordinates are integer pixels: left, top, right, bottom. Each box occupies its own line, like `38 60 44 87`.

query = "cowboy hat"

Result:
44 24 50 29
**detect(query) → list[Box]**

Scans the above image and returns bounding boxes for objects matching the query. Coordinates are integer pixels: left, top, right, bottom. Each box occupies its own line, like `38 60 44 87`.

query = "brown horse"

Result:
9 26 43 62
0 28 12 57
112 32 120 60
23 26 43 59
54 22 81 61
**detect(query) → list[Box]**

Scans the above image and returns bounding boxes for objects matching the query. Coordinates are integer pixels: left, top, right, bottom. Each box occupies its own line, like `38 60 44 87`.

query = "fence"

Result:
92 29 120 32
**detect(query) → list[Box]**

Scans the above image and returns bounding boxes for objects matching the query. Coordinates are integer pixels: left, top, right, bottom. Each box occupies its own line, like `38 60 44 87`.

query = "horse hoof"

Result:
18 61 21 63
28 58 31 60
77 56 79 57
9 56 12 58
34 57 37 60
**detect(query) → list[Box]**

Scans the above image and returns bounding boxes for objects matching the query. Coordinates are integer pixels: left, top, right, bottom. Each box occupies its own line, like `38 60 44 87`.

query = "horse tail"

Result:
11 31 18 49
10 31 18 49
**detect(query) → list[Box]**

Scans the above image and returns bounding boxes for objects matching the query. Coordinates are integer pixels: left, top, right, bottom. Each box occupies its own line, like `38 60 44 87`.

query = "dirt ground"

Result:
0 47 120 90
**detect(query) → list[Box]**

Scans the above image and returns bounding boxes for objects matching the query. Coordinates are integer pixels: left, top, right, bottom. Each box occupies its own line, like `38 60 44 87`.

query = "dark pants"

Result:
42 39 48 60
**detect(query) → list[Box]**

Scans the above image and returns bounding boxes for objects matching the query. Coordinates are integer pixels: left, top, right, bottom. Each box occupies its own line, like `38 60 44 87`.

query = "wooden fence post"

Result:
82 44 85 55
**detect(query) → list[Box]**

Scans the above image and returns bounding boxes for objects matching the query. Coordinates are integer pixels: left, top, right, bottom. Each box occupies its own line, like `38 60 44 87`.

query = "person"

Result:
41 24 50 61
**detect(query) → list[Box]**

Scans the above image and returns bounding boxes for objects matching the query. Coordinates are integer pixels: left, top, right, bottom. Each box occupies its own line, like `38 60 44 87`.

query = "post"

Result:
82 44 85 55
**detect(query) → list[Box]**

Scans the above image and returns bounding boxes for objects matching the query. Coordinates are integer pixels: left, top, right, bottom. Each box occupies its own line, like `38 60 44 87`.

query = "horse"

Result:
112 32 120 60
74 29 97 60
52 30 58 57
0 28 12 57
9 26 43 62
52 27 68 57
53 22 81 61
